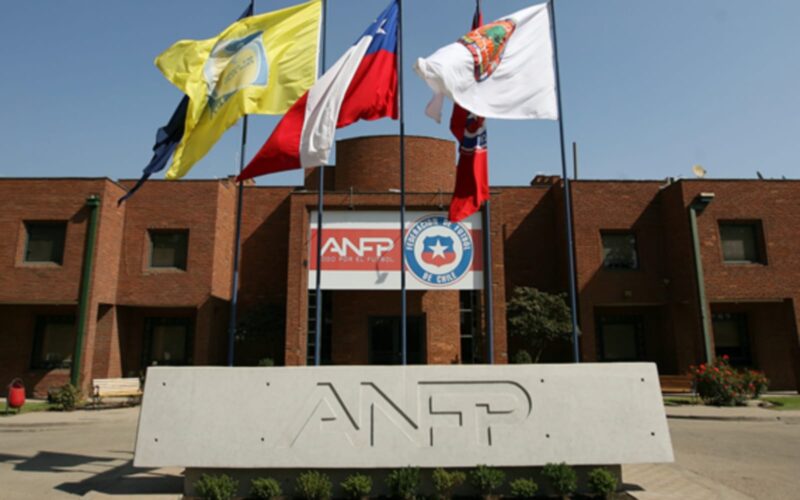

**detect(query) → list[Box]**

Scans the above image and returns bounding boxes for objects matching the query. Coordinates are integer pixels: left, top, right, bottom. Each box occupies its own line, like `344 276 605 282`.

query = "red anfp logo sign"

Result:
310 229 400 271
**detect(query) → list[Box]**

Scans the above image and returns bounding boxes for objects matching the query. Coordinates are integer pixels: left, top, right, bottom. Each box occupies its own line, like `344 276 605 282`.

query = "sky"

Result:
0 0 798 187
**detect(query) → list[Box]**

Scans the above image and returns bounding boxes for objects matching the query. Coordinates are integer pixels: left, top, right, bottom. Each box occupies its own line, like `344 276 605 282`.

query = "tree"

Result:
506 287 572 363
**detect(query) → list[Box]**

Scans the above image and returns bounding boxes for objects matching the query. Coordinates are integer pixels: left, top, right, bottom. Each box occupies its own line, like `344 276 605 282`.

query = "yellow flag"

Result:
156 0 321 179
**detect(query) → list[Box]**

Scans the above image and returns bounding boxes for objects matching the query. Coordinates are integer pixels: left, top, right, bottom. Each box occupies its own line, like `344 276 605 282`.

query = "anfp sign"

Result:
134 365 674 468
309 211 483 290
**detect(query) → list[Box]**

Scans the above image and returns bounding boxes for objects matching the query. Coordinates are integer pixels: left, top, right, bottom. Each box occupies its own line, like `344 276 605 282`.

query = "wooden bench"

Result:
659 374 695 394
92 378 142 406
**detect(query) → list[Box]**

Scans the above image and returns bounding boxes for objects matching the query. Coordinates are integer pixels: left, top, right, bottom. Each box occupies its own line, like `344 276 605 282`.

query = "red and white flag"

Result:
239 1 398 180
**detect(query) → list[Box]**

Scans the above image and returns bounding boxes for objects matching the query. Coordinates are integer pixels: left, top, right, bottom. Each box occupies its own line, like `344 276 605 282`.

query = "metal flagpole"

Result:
473 0 494 365
313 0 328 367
398 0 408 365
482 200 494 364
227 0 256 367
548 0 581 363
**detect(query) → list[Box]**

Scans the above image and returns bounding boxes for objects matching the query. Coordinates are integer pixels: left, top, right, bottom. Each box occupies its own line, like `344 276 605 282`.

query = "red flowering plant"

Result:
741 368 770 398
688 355 768 406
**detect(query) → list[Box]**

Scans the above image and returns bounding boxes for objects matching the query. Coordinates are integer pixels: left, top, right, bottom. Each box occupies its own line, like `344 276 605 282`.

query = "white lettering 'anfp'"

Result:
322 237 394 258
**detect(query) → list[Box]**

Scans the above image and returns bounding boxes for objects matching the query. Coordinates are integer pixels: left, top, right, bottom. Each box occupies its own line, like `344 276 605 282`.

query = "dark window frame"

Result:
306 290 333 365
718 221 766 265
712 312 752 367
600 231 639 270
30 315 76 370
142 317 193 367
23 221 68 265
147 229 189 270
596 314 646 362
459 290 482 364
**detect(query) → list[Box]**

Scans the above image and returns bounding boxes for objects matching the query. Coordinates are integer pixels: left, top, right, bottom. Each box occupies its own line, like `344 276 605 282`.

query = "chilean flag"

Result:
239 1 398 180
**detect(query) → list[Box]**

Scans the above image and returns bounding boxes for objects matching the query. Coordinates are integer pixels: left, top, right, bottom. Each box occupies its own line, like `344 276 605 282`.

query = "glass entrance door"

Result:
368 316 425 365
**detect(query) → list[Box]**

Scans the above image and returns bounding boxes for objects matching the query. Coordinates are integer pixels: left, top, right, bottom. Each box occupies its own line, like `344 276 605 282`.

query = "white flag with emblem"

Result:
414 2 558 121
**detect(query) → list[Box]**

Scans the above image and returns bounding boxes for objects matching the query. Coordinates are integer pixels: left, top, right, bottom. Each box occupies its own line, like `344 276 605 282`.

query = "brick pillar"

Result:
92 305 122 379
421 291 460 364
284 199 310 366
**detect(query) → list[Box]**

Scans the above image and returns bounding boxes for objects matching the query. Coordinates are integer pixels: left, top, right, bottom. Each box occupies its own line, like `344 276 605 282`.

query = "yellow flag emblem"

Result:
156 0 321 179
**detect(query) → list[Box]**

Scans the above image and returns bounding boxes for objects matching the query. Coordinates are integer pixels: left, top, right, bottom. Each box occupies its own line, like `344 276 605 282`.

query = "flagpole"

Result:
227 0 256 367
313 0 328 366
398 0 408 365
482 200 494 364
548 0 580 363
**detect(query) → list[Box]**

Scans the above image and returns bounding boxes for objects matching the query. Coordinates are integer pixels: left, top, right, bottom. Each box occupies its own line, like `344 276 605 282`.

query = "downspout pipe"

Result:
71 195 101 387
688 192 715 365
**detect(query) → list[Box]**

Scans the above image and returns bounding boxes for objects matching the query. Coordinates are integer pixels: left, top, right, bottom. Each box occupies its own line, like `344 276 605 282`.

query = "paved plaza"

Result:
0 404 799 499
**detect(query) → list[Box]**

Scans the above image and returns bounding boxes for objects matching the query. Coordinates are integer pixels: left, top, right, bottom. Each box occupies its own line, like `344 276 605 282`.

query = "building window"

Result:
144 317 192 366
597 315 644 361
460 290 481 364
712 313 751 367
306 290 332 365
719 222 764 264
601 232 638 269
24 222 67 264
31 316 76 369
148 230 189 270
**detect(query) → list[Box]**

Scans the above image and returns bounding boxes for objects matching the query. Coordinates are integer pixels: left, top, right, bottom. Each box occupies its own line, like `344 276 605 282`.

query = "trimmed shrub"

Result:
742 368 769 398
469 465 505 499
689 355 769 406
194 473 238 500
257 357 275 367
512 350 533 364
296 471 332 500
542 463 577 499
509 478 539 498
47 384 80 411
341 473 372 499
432 468 466 500
250 477 282 499
587 468 617 499
386 466 420 500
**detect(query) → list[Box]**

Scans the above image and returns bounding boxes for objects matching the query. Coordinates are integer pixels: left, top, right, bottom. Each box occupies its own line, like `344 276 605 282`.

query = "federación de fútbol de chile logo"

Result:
404 215 473 287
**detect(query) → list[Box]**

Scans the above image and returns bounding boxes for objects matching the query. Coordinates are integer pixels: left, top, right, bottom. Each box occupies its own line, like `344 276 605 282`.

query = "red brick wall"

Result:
334 136 455 193
0 179 110 305
116 180 227 306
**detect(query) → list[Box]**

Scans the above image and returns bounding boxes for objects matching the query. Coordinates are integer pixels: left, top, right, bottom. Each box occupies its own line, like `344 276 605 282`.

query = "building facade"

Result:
1 135 798 397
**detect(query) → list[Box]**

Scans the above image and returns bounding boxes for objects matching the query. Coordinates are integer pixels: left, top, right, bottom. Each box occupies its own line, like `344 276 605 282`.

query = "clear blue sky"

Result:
1 0 797 186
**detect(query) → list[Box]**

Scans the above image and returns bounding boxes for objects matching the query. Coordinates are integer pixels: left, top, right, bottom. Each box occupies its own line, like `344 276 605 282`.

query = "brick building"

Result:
1 135 798 397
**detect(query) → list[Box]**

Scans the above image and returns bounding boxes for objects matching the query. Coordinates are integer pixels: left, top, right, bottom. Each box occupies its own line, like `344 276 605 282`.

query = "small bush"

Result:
341 473 372 499
386 466 420 499
542 463 577 499
432 468 466 499
509 478 539 498
194 473 238 500
689 356 767 406
296 471 332 500
47 384 80 411
512 350 533 364
250 477 282 499
742 368 769 398
588 468 617 498
469 465 505 498
258 357 275 367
